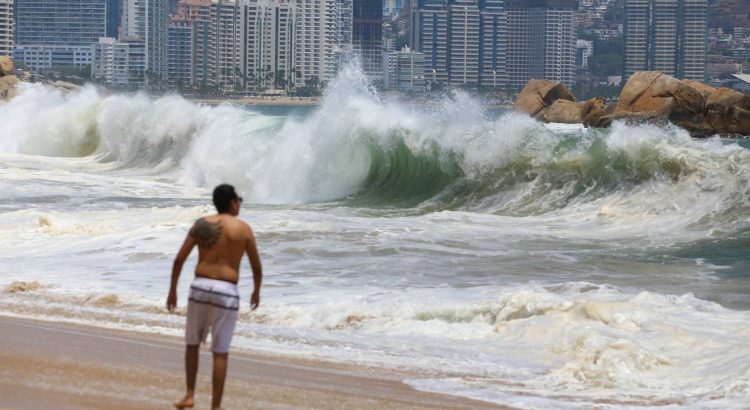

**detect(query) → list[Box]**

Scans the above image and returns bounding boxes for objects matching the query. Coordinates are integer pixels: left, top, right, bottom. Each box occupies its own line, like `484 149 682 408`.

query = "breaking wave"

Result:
1 66 749 236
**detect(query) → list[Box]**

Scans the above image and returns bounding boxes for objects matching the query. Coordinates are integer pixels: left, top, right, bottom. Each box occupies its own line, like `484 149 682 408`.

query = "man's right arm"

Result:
167 226 197 312
245 225 263 310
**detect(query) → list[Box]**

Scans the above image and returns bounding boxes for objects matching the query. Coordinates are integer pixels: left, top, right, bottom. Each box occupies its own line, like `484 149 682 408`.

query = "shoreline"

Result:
185 95 513 109
188 96 321 106
0 315 512 410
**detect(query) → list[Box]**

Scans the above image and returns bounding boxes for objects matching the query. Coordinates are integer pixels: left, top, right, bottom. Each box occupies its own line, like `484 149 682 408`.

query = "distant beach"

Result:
189 96 321 106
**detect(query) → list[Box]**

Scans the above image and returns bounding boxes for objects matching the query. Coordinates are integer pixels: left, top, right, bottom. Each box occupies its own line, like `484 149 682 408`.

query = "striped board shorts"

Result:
186 277 240 353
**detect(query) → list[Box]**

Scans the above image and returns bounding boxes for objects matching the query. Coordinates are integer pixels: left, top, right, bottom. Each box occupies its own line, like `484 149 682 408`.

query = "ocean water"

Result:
1 66 749 409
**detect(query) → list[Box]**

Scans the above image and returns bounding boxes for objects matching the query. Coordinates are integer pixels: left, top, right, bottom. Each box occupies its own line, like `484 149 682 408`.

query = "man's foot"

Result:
174 396 194 409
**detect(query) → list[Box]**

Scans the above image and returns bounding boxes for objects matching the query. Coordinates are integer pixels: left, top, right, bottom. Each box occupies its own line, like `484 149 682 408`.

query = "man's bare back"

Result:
190 214 256 284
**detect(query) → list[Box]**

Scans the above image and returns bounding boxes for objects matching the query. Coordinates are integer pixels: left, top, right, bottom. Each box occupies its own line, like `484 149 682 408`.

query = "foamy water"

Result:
1 67 750 409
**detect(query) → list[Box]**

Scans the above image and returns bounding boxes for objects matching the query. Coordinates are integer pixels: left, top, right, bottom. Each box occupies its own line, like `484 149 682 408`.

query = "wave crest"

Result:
1 72 749 237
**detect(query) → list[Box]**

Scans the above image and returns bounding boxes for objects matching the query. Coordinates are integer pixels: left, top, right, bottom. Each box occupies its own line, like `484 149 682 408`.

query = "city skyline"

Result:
0 0 740 96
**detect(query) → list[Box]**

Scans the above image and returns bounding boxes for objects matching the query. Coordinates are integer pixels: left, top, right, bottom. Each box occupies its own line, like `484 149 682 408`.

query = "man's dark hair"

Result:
213 184 239 213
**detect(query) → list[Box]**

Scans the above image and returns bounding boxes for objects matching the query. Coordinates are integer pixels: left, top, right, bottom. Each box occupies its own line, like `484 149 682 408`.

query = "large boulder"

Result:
0 56 13 77
681 80 717 100
581 97 610 128
0 74 19 100
613 71 675 118
705 88 750 135
609 71 721 136
544 99 582 123
514 79 576 120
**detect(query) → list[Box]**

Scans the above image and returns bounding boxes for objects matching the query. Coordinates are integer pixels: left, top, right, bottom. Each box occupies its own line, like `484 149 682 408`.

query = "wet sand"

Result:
0 316 511 410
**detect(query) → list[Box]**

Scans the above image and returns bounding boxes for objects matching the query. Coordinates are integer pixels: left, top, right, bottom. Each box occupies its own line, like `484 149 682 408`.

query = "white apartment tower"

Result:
92 37 146 88
208 0 241 90
294 0 338 87
121 0 170 86
0 0 13 57
194 0 344 92
241 0 297 90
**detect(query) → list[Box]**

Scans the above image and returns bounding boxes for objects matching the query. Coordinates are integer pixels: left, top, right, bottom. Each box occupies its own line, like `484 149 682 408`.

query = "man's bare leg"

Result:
211 352 229 410
175 344 200 409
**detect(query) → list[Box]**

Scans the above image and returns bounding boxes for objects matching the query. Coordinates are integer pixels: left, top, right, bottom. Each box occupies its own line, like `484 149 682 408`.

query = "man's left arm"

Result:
167 231 197 312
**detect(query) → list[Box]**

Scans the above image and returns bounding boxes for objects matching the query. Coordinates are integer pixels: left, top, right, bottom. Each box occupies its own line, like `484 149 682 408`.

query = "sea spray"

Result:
1 66 749 242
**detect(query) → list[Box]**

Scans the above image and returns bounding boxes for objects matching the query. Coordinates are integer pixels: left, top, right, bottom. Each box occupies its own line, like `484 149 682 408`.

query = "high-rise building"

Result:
383 46 426 92
410 0 452 84
623 0 649 78
208 0 241 90
506 0 577 90
168 19 193 89
411 0 507 87
448 0 479 85
169 0 348 93
241 0 297 90
0 0 12 57
121 0 169 86
651 0 678 74
294 0 338 87
680 0 708 80
623 0 707 81
175 0 212 87
92 37 146 87
14 0 107 69
15 0 107 46
479 0 507 88
353 0 383 81
93 38 122 84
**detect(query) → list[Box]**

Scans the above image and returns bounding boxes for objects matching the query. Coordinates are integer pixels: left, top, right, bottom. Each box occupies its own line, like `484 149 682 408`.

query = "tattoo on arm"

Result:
190 218 222 249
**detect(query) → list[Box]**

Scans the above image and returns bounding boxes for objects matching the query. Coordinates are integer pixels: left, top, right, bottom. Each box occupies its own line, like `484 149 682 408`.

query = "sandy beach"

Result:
0 316 510 410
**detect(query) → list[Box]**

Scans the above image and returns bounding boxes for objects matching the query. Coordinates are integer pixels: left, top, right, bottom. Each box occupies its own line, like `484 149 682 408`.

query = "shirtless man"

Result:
167 184 263 410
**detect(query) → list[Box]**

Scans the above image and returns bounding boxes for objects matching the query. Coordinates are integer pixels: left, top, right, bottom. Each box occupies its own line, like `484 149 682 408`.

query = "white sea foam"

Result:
1 75 749 240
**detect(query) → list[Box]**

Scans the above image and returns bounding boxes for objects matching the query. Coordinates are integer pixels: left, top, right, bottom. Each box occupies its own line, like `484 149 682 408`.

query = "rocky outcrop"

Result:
0 57 18 101
581 97 611 128
514 79 576 120
0 75 19 100
605 71 712 135
515 72 750 136
0 56 13 76
705 88 750 134
544 99 582 123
